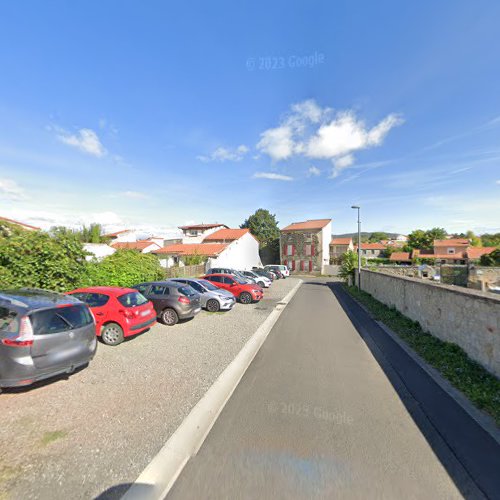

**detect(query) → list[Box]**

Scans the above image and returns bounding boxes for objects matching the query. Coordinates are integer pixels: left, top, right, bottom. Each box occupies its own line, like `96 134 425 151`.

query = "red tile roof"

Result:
434 239 469 247
154 243 228 257
390 252 411 261
0 216 40 230
281 219 331 232
203 228 251 241
467 247 497 260
356 243 386 250
178 223 228 230
331 238 352 245
427 252 467 259
103 229 132 238
111 241 160 250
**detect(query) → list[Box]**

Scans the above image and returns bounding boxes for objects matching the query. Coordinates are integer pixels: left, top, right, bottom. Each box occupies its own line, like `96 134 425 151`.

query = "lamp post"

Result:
351 205 361 289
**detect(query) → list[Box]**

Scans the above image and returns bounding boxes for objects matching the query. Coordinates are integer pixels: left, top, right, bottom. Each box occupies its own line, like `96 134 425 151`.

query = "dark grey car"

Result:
133 281 202 326
0 289 97 391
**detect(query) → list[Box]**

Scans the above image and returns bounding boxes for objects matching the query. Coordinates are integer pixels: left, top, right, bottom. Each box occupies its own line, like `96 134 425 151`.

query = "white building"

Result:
153 228 262 271
177 223 228 244
110 240 161 253
83 243 116 261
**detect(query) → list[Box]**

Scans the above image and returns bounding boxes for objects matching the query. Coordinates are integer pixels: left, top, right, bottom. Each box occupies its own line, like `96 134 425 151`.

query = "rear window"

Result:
0 306 19 333
86 293 110 307
30 305 93 335
178 286 197 297
117 292 149 307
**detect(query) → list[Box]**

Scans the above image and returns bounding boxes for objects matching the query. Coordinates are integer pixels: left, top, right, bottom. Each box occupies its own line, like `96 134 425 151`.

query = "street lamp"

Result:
351 205 361 289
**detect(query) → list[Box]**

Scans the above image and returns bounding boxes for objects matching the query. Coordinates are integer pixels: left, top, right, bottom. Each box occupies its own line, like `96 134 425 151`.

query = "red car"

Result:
67 287 156 346
202 274 263 304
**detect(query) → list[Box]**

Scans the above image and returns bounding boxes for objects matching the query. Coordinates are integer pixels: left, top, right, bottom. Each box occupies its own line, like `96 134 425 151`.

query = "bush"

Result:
479 249 500 266
0 230 88 291
339 250 366 281
83 250 164 288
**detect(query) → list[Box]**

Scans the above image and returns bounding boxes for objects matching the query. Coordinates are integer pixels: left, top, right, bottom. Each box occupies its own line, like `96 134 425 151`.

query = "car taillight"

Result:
119 309 135 319
1 316 34 347
178 296 190 304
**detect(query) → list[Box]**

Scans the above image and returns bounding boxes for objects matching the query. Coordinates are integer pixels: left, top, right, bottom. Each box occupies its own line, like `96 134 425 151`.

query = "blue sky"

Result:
0 0 499 236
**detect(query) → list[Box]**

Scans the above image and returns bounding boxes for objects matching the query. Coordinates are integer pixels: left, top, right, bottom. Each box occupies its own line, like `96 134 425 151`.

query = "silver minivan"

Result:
0 289 97 391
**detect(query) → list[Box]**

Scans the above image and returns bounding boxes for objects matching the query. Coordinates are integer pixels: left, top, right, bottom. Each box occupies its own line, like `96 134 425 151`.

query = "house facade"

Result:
178 223 228 244
280 219 332 274
110 240 161 253
329 238 353 262
154 228 262 270
354 243 386 259
431 239 469 264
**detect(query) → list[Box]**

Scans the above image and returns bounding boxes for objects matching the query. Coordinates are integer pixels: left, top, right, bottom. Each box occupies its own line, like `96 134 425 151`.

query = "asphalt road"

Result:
168 279 473 499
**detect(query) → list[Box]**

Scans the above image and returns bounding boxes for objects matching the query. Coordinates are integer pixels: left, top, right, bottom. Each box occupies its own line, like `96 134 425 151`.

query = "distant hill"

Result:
332 232 401 239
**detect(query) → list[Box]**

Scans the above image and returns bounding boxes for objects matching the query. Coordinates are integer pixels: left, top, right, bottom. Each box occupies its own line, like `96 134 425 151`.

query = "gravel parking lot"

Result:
0 278 301 500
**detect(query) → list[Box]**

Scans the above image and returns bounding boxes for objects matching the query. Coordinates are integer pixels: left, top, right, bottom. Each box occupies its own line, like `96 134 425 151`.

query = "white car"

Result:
264 264 290 278
242 270 271 288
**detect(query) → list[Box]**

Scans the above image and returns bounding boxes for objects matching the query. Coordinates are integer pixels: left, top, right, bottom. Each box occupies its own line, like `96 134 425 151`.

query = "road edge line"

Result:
122 279 303 500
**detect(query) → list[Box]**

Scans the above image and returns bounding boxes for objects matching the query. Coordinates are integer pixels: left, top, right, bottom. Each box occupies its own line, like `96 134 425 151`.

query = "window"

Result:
197 279 219 291
150 285 168 295
189 281 204 293
305 244 311 256
208 275 222 283
117 292 149 307
223 277 235 284
86 293 110 308
70 292 88 302
287 244 293 256
134 284 149 295
0 306 19 333
447 248 455 254
30 305 93 335
178 286 197 297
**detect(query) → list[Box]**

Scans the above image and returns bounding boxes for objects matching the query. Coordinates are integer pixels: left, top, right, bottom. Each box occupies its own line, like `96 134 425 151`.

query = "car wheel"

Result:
161 308 179 326
206 299 220 312
101 323 124 346
240 292 252 304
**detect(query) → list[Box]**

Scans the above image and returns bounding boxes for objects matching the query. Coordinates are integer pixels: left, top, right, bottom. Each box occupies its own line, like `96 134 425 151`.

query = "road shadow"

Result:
94 482 152 500
326 281 498 500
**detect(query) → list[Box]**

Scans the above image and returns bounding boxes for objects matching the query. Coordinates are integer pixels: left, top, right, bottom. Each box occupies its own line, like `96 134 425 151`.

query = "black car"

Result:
251 268 275 281
133 281 201 326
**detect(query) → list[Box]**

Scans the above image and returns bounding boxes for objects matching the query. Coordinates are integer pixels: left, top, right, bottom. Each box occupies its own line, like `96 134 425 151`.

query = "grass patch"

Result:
0 465 16 485
40 430 68 446
344 285 500 426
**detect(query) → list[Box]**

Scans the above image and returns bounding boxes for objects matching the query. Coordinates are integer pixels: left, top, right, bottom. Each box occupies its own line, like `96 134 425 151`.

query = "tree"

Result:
368 232 388 243
466 230 482 247
183 251 206 266
339 250 366 281
481 233 500 247
479 249 500 266
49 223 109 243
0 229 88 291
406 227 447 250
241 209 280 264
83 250 164 287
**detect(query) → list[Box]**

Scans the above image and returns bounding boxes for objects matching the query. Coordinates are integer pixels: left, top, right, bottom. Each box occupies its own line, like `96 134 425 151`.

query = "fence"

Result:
164 264 206 278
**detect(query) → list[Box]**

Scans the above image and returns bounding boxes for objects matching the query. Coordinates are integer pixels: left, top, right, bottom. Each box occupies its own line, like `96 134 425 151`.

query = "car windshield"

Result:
234 277 247 285
179 286 197 297
117 292 149 307
197 280 219 291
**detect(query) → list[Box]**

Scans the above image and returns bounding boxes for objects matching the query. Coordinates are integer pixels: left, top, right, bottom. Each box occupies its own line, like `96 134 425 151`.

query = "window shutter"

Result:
309 260 313 272
284 259 288 267
311 243 315 256
292 245 295 256
283 243 287 255
292 260 296 271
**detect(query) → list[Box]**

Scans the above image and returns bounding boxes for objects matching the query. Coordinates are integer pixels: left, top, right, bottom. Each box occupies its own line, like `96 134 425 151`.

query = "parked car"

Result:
241 270 271 288
202 274 263 304
171 278 236 312
133 281 201 326
67 287 156 346
206 268 257 284
0 289 97 391
265 265 289 278
252 268 275 281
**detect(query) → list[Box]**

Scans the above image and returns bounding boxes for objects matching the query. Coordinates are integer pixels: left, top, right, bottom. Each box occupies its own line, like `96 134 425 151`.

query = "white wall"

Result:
84 244 116 261
320 221 332 273
208 232 262 270
113 230 138 243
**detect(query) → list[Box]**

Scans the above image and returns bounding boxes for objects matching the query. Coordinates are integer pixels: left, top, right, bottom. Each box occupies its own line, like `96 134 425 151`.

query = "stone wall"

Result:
356 270 500 378
468 267 500 292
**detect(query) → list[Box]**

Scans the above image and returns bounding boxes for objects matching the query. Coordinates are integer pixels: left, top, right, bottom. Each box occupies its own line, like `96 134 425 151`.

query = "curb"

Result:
122 280 303 500
345 289 500 444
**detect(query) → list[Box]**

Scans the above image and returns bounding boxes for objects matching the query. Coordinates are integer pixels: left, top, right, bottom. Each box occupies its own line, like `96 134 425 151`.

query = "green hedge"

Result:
83 250 164 288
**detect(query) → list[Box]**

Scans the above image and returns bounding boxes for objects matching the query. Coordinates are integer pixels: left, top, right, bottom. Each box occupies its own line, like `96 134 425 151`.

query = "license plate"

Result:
141 310 150 317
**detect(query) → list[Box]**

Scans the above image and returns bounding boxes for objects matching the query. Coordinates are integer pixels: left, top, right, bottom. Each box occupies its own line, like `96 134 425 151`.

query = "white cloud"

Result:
256 100 403 175
253 172 294 181
197 144 249 162
307 166 321 177
330 154 355 178
0 178 26 200
118 191 149 199
58 128 106 157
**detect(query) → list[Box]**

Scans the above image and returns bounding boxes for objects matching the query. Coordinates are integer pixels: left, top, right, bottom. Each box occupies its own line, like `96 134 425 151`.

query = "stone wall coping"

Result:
361 269 500 304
